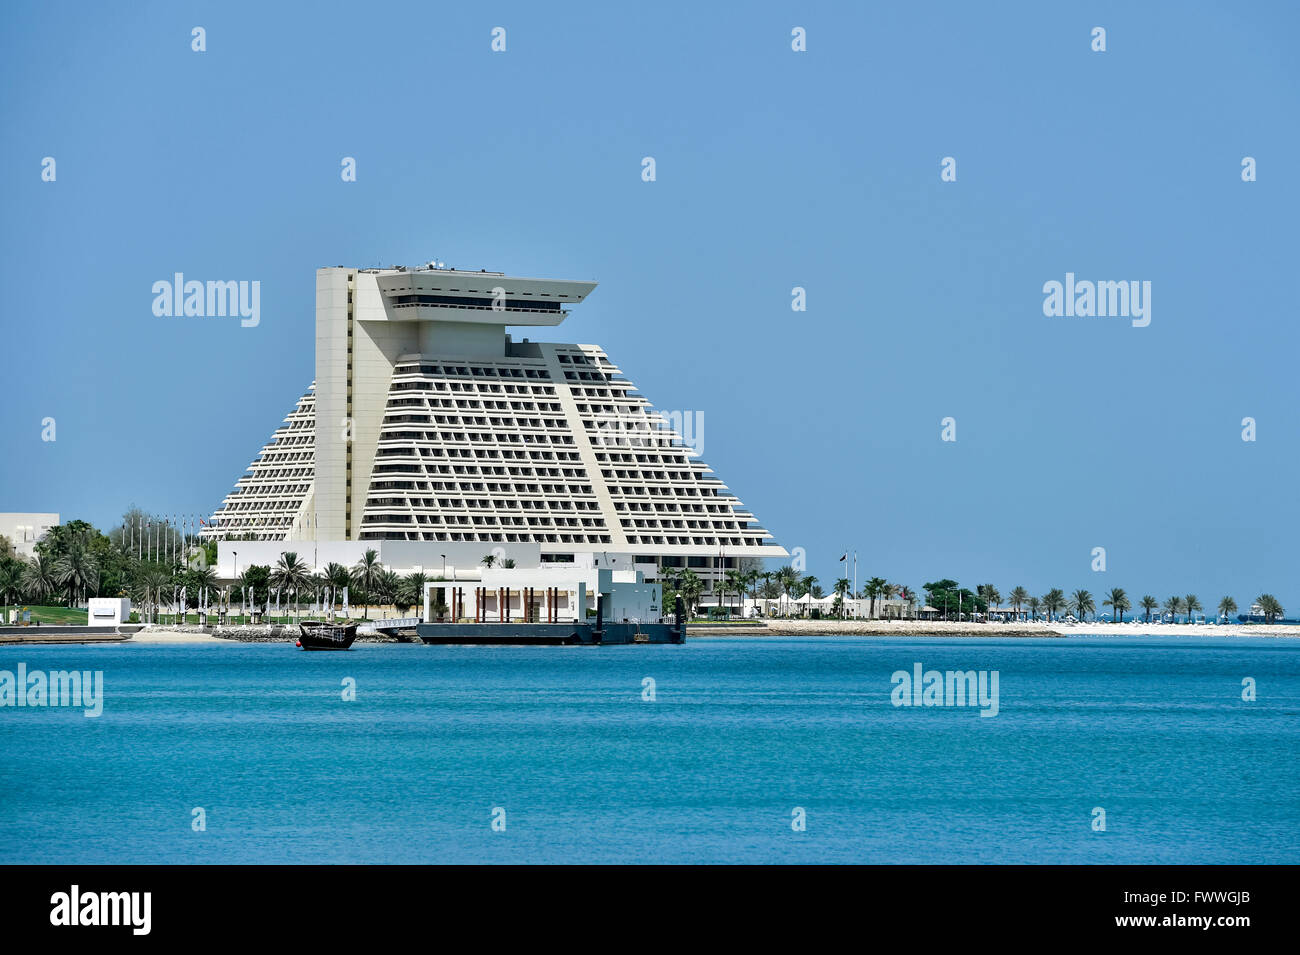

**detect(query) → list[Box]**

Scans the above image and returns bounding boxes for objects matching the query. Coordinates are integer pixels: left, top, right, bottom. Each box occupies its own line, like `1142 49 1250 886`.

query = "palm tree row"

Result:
0 538 453 623
987 585 1284 624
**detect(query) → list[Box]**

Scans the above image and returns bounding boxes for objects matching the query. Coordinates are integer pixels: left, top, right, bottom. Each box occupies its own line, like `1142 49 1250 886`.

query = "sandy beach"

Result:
1052 621 1300 638
126 630 231 644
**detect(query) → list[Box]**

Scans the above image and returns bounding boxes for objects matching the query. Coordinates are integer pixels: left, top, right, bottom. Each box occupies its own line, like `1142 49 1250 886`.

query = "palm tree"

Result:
309 571 328 616
901 585 919 619
1217 596 1237 622
864 576 887 618
0 561 22 617
1140 595 1158 623
21 554 59 604
137 566 171 624
402 571 429 615
377 569 402 611
352 549 383 619
974 584 1002 619
659 566 683 614
1103 587 1130 623
1041 589 1066 623
1070 589 1094 622
1257 594 1284 623
481 553 497 569
1184 594 1202 624
1163 596 1184 623
775 566 800 617
1026 595 1041 622
799 575 819 617
834 577 851 618
724 568 747 618
984 585 1001 618
678 569 703 617
271 552 312 620
880 582 899 618
744 568 762 615
54 534 100 607
1003 587 1024 623
322 562 352 618
189 565 218 614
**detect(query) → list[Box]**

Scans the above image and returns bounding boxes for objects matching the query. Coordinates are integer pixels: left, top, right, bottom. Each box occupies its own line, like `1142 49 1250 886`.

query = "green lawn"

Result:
1 605 89 626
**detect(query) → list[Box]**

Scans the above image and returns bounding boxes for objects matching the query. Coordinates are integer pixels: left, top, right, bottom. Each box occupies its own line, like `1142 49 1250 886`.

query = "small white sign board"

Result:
87 597 131 626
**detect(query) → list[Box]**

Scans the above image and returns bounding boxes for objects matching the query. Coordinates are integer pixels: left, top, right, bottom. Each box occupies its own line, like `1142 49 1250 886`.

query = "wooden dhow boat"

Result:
297 620 358 651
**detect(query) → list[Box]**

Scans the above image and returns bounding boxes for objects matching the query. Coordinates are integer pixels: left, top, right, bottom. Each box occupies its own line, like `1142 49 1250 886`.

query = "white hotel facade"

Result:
202 264 786 588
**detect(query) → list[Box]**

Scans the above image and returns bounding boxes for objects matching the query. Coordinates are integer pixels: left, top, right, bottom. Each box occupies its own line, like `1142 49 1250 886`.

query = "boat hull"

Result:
298 621 358 651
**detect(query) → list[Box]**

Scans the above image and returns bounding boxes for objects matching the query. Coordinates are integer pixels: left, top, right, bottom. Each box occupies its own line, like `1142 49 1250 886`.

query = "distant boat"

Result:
297 620 358 651
1236 604 1298 625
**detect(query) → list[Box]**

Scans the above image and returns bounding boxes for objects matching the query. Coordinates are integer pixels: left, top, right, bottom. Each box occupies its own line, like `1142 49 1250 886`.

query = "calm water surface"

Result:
1 635 1296 863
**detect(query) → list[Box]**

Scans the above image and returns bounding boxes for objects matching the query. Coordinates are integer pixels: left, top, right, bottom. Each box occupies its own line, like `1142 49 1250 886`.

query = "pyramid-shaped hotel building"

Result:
203 265 786 584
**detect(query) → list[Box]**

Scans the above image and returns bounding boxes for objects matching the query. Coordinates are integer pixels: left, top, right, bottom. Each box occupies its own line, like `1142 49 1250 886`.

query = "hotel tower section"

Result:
204 265 787 582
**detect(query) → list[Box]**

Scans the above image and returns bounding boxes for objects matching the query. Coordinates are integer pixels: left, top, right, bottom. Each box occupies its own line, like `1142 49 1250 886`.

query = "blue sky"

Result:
2 1 1296 609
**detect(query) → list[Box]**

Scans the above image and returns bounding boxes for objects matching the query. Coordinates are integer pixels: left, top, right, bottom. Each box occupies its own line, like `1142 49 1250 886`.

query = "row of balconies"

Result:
359 530 614 545
626 537 750 548
364 513 606 531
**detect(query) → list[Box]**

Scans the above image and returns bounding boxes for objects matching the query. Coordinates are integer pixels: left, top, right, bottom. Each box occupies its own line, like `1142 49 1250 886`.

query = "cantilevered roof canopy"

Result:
373 269 597 326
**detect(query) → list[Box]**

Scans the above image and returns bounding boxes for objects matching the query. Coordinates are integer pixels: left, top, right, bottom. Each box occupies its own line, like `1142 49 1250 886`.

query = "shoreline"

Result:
688 619 1300 638
0 619 1288 645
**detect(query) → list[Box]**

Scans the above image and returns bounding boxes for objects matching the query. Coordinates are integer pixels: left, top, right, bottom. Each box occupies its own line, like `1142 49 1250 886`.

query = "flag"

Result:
839 553 847 561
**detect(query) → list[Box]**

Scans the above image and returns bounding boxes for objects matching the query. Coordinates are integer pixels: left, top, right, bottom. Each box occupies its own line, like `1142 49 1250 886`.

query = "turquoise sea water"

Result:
1 635 1297 864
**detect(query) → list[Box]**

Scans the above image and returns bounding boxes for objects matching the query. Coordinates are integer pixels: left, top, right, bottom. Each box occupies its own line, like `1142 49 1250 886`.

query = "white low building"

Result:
423 565 664 624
